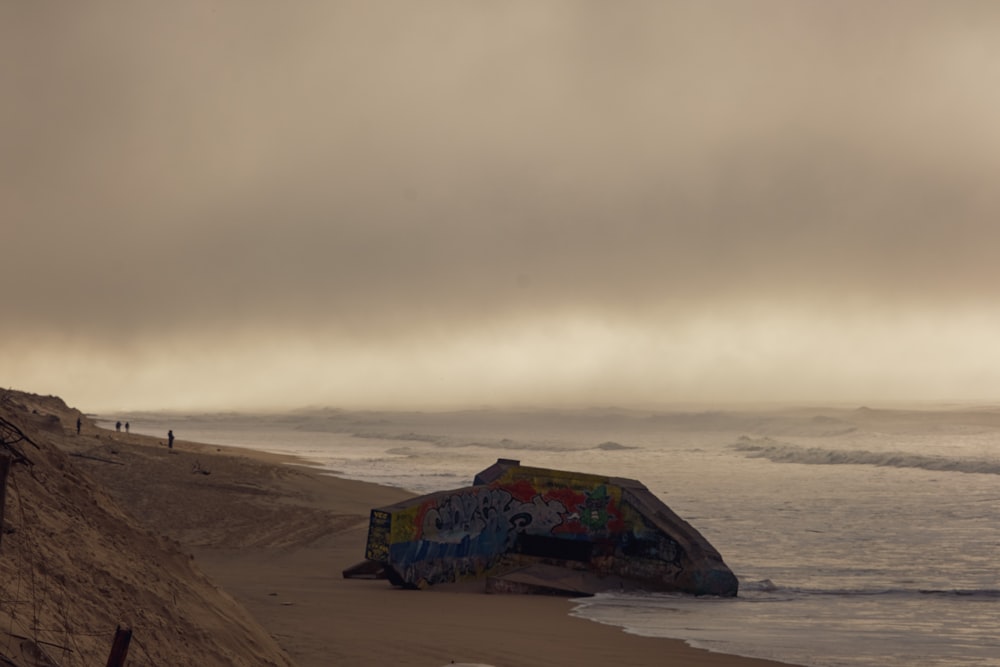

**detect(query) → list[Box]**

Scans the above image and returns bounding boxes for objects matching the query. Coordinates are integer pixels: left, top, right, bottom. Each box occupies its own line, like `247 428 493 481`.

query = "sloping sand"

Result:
10 390 798 666
0 391 295 666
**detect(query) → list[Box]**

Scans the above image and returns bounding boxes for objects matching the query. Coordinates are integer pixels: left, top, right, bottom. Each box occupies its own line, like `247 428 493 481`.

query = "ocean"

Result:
103 405 1000 667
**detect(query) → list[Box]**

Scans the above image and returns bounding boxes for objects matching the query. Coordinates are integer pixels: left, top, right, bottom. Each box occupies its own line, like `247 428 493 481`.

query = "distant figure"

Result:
76 417 81 434
168 430 174 449
125 421 130 434
115 421 121 432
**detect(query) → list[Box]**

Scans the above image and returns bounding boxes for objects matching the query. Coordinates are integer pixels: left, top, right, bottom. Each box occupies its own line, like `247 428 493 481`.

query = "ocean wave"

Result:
352 431 444 444
460 439 638 453
739 580 1000 600
732 436 1000 475
918 588 1000 598
382 447 419 457
580 583 1000 605
353 432 637 453
597 441 636 451
364 471 463 480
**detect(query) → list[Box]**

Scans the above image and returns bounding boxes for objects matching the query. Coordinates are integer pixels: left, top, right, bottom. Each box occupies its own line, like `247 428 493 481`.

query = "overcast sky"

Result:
3 1 1000 412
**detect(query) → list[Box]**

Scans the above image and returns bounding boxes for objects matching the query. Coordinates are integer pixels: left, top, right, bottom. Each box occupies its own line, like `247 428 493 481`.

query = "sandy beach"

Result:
68 417 797 667
0 390 796 666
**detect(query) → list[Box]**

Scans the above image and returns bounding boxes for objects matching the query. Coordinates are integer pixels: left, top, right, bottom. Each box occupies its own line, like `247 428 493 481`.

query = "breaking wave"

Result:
733 436 1000 475
353 432 636 452
465 438 639 453
739 580 1000 599
575 584 1000 613
352 431 444 443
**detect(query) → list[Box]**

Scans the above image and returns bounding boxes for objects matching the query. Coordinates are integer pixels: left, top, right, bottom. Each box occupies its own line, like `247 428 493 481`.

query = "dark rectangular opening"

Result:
515 534 593 562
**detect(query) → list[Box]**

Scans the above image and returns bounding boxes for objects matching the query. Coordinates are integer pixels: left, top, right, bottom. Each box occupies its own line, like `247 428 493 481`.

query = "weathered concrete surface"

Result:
353 459 738 597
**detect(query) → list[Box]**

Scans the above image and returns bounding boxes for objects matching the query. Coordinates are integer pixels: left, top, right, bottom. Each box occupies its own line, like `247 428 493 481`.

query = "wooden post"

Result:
105 625 132 667
0 453 10 551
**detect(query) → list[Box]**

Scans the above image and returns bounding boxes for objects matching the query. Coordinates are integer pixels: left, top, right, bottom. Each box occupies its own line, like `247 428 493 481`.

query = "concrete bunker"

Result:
345 459 738 597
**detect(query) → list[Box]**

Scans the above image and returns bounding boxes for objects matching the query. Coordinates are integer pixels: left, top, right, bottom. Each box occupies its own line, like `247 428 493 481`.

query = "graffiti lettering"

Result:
419 487 567 552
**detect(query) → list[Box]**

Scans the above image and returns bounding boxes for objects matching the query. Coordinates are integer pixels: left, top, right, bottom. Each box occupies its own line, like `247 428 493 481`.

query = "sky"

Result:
3 1 1000 413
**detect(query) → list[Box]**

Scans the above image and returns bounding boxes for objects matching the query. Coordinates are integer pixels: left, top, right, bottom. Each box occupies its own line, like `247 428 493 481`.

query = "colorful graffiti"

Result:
362 460 738 596
418 487 567 547
365 510 391 561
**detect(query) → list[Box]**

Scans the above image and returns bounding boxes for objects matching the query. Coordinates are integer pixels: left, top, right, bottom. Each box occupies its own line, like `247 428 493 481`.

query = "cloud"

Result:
3 1 1000 409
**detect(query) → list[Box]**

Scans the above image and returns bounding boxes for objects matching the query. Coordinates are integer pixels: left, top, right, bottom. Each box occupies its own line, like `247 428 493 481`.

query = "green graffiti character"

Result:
580 485 610 529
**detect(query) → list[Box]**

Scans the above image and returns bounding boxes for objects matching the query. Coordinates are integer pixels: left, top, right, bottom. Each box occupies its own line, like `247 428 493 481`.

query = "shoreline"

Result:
78 420 800 667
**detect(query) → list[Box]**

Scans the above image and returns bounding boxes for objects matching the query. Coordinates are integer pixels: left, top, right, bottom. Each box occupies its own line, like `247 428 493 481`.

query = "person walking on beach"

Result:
76 417 81 434
125 421 130 434
168 430 174 449
116 421 121 432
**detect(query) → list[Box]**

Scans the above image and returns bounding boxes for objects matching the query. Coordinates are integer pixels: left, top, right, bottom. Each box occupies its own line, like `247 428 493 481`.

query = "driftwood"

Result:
0 415 35 466
105 626 131 667
0 455 8 550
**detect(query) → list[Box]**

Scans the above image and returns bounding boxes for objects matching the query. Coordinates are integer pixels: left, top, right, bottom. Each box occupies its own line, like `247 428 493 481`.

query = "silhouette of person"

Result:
125 421 130 434
168 430 174 449
76 417 81 434
116 421 121 432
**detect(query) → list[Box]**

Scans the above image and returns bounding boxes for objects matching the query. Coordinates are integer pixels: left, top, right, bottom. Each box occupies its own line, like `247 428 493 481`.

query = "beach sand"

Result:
70 414 798 666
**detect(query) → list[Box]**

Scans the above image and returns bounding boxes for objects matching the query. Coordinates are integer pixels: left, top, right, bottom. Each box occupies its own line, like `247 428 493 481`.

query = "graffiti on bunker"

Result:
413 480 624 544
358 460 739 596
375 478 638 585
